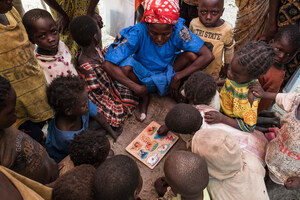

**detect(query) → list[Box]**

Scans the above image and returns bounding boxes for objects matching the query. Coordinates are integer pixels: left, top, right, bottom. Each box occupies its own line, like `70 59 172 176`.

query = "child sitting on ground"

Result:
258 25 300 113
155 150 210 200
158 71 218 135
205 41 275 132
190 0 234 80
69 15 138 128
52 164 96 200
0 3 53 143
250 83 300 189
45 75 119 163
58 129 111 176
22 9 78 84
192 128 269 200
0 75 58 184
94 155 143 200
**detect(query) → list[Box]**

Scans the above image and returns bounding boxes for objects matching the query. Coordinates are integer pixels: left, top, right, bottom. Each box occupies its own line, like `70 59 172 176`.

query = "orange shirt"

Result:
258 66 285 113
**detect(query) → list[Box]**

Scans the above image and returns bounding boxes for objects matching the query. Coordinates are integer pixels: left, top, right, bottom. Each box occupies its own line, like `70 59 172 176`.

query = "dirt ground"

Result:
21 0 300 199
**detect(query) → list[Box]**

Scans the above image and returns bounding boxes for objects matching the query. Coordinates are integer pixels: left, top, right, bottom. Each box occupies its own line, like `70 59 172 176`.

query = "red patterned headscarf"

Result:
141 0 180 25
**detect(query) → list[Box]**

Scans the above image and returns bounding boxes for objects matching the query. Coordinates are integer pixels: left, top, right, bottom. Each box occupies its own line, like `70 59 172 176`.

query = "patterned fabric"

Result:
220 79 260 132
258 66 285 113
278 0 300 84
77 48 138 127
141 0 180 25
0 8 54 127
265 93 300 184
190 19 234 80
234 0 269 51
35 40 78 84
105 18 204 96
50 0 101 58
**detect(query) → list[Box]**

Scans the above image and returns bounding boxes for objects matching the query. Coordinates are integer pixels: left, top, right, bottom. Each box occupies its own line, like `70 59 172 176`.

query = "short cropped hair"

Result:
183 71 216 105
0 76 12 112
52 164 96 200
164 150 209 197
70 130 110 167
46 75 86 113
274 24 300 50
69 15 98 47
22 9 55 42
94 155 140 200
165 103 202 134
236 41 275 79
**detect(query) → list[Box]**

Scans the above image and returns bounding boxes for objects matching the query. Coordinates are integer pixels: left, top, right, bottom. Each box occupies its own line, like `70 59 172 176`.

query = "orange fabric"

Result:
135 0 143 11
258 66 285 113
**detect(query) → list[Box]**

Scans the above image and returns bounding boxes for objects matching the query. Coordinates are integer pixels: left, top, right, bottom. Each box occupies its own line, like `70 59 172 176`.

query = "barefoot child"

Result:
69 15 138 128
155 150 210 200
94 155 143 200
205 41 275 132
190 0 234 80
258 25 300 113
103 0 213 121
22 9 78 84
45 75 118 163
0 75 58 184
250 84 300 189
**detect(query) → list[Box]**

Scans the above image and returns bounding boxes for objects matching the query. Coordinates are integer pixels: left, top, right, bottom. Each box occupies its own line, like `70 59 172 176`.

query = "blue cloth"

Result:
46 100 98 163
105 18 204 96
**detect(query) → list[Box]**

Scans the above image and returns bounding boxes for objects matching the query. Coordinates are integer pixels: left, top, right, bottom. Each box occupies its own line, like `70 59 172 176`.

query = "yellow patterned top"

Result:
220 79 260 132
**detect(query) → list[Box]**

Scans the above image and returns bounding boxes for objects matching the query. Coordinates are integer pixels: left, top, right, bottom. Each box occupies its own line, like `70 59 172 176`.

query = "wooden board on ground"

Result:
126 121 178 169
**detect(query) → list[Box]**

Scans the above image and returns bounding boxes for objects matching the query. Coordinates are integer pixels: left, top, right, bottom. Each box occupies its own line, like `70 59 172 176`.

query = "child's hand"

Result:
248 82 265 98
154 177 169 197
157 125 169 136
284 177 300 190
205 111 224 124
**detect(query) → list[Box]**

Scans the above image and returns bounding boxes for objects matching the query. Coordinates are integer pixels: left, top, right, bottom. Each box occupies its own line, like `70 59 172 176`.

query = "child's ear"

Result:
269 39 275 45
221 8 225 15
64 107 73 116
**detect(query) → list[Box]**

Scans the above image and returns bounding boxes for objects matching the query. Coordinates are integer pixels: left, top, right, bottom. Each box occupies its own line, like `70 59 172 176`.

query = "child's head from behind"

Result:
0 0 13 14
52 164 96 200
164 150 209 199
22 9 59 55
46 75 88 116
70 130 110 168
165 103 202 134
227 41 275 84
0 76 16 129
183 71 216 105
69 15 101 48
94 155 142 200
198 0 224 27
273 24 300 66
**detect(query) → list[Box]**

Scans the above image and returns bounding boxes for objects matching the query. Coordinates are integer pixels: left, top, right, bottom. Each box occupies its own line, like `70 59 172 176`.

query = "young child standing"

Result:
250 84 300 189
205 41 275 132
155 150 210 200
258 25 300 113
69 15 138 128
0 2 53 143
45 75 119 163
189 0 234 80
22 9 78 84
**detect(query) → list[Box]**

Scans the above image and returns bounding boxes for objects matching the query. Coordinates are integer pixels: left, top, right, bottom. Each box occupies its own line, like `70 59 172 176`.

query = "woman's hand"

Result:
87 11 103 29
56 13 70 33
284 177 300 190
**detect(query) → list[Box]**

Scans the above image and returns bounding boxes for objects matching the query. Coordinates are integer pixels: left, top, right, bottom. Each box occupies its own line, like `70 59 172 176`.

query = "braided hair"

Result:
236 41 275 79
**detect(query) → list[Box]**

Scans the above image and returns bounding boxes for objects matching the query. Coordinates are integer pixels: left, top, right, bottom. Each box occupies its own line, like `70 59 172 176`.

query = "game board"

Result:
126 121 178 169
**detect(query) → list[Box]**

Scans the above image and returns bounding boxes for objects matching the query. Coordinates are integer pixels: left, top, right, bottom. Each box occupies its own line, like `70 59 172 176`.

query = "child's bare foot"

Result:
134 95 149 122
154 177 169 197
157 124 169 136
110 130 121 142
